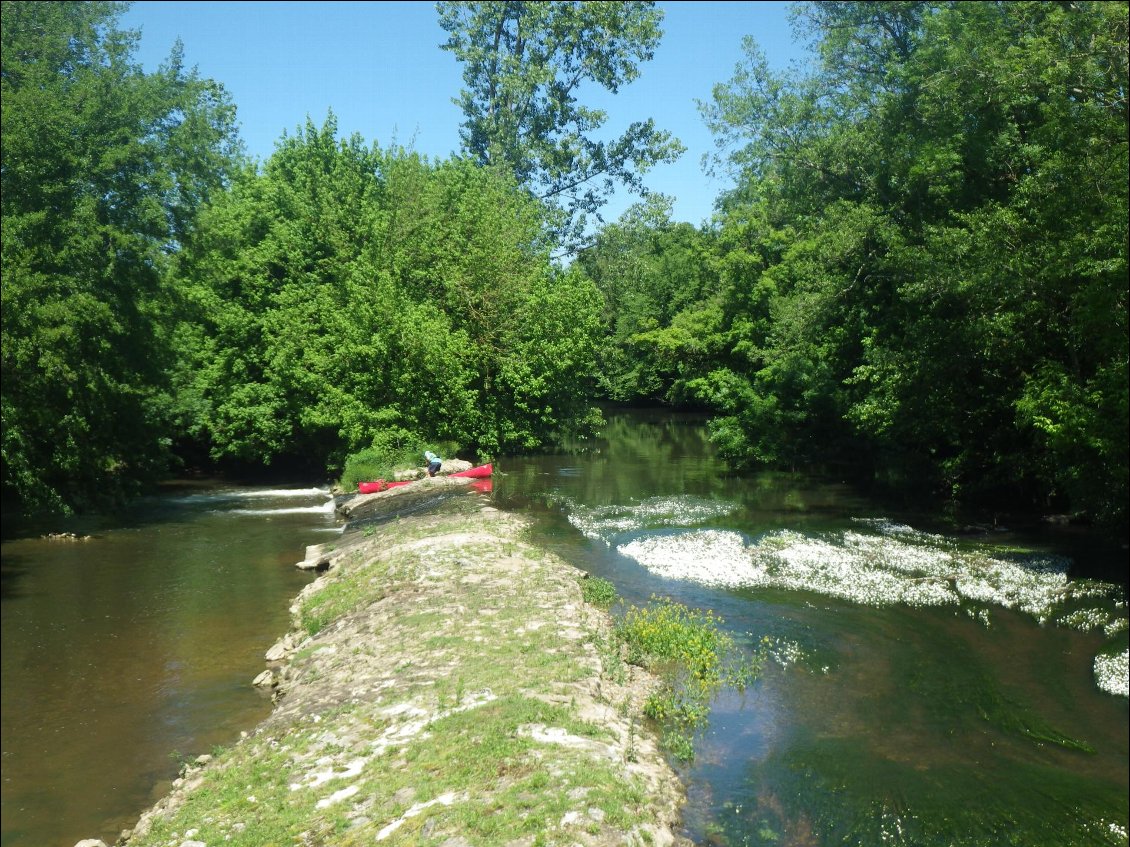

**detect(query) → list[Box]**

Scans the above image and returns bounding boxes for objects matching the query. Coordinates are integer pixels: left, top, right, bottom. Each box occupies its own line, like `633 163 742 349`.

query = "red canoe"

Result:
450 462 493 479
358 463 492 494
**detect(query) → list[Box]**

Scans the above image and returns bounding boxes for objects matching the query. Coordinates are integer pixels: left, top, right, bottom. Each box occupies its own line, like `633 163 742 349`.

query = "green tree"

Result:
437 0 684 246
1 0 240 514
576 197 722 402
693 1 1127 524
174 116 604 471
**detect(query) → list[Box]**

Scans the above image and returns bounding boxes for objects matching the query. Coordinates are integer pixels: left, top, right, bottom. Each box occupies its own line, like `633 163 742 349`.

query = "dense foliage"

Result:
3 0 1125 530
579 1 1128 527
575 195 722 402
1 2 605 516
172 116 604 473
1 0 240 513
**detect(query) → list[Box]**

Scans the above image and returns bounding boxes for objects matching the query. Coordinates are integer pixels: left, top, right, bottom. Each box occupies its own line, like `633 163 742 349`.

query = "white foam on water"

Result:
565 495 737 544
563 494 1128 697
173 487 332 506
1094 649 1129 698
618 526 1106 617
232 487 331 499
232 500 337 517
615 524 1127 696
618 530 763 588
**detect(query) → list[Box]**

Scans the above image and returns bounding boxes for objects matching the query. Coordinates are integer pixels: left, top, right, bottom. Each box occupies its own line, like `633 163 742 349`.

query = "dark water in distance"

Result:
2 409 1126 847
494 408 1129 847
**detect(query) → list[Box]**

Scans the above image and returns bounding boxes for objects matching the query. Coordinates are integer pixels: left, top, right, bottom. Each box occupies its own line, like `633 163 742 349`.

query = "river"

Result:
2 409 1127 846
1 481 338 847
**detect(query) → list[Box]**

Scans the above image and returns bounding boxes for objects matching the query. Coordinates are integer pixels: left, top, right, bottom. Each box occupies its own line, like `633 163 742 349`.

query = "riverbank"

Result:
108 486 690 846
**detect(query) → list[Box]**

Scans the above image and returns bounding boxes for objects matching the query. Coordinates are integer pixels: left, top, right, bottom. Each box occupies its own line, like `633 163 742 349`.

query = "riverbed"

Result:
494 409 1129 846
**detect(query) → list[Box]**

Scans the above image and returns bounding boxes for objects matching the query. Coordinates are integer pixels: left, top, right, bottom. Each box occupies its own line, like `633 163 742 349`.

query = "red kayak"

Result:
450 463 493 479
358 463 492 494
357 479 410 494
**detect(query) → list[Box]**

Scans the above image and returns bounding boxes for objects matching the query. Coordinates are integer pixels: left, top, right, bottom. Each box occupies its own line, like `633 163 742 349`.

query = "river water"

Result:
2 410 1127 846
494 409 1129 846
1 482 339 847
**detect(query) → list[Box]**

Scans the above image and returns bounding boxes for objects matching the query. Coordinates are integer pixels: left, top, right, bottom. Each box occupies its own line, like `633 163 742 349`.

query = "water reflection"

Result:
0 483 337 847
498 409 1129 847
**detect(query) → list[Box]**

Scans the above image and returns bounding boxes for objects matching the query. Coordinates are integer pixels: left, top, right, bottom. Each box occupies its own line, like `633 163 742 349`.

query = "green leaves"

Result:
1 1 240 513
679 1 1127 524
438 1 684 245
173 118 603 471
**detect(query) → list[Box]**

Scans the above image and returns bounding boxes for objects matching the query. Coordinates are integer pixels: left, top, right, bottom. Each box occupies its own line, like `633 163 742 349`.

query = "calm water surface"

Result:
1 482 338 847
2 409 1127 847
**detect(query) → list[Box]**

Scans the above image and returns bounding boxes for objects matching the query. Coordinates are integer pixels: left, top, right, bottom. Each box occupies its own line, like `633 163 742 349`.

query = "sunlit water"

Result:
1 482 340 847
494 409 1129 847
2 410 1127 847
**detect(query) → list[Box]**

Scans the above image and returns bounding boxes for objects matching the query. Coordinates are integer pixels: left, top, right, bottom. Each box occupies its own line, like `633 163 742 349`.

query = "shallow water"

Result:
0 482 338 847
2 411 1126 847
495 409 1129 846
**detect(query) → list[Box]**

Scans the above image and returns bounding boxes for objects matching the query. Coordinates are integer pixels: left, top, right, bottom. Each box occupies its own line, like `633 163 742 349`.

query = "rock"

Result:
73 840 108 847
295 543 331 571
252 669 276 688
264 641 287 661
337 475 478 525
265 633 298 662
439 459 472 475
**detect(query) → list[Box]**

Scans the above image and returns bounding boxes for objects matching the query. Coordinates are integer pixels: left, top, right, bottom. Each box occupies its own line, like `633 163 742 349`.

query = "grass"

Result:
298 555 399 636
576 577 767 762
579 575 619 607
614 597 764 759
125 509 676 846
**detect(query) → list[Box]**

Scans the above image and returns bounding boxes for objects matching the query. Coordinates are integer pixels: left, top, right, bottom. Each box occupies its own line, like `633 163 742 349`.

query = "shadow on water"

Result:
497 408 1129 847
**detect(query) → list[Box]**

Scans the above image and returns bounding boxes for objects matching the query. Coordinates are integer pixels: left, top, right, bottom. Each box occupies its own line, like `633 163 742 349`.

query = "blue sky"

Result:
121 1 813 228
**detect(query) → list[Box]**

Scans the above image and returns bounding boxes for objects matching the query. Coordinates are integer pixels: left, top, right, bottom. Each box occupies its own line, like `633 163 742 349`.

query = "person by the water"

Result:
425 450 442 477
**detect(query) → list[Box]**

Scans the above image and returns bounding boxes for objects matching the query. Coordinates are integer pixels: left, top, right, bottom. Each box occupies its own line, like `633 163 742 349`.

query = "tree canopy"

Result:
4 0 1124 531
172 116 604 473
1 2 605 517
1 0 240 513
579 0 1127 525
438 0 684 247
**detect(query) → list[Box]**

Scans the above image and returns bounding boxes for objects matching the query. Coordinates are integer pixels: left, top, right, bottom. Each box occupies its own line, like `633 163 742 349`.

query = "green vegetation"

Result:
578 575 620 608
3 0 1125 535
1 0 239 513
172 121 604 475
615 597 762 758
337 438 461 493
1 2 608 517
579 579 764 761
437 0 684 247
576 1 1128 529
